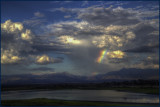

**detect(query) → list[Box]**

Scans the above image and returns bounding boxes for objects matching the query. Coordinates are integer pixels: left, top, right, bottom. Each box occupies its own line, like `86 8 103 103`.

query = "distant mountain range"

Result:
1 68 159 85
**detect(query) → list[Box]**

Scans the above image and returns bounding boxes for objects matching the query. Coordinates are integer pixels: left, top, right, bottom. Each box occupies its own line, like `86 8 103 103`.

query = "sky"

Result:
1 1 159 80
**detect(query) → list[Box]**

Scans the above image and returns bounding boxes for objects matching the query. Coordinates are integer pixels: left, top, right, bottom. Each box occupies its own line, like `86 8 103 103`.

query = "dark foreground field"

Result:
2 81 159 106
1 98 159 106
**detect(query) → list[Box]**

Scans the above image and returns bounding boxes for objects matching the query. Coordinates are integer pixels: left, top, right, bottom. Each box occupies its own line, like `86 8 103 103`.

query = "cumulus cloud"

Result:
1 20 33 43
21 29 33 41
35 55 63 65
1 20 34 64
1 20 23 32
1 49 23 64
1 20 63 66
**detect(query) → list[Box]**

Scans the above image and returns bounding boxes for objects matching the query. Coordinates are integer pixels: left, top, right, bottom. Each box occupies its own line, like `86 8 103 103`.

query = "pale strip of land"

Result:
1 98 159 106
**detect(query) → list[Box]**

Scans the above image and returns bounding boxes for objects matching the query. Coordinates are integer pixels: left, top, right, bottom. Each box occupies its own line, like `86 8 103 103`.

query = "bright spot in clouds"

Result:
58 35 81 45
107 50 125 59
36 55 53 64
66 37 81 44
21 29 32 41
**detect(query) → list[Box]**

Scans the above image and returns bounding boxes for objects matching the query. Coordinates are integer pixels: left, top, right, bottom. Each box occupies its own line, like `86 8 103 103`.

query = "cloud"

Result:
2 3 159 76
1 20 65 67
127 62 159 69
64 15 71 18
53 6 140 26
77 6 158 26
1 20 23 33
34 12 45 17
23 12 46 27
21 29 33 41
124 44 159 53
82 1 88 6
35 54 63 65
46 5 159 74
30 67 54 71
126 55 159 69
57 35 81 45
1 20 34 64
92 35 124 49
31 43 70 54
1 20 33 42
107 50 125 59
23 19 46 27
1 49 23 64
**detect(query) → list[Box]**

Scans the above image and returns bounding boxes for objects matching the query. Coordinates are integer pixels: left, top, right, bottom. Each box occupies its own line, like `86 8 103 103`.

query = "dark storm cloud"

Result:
132 23 158 44
124 44 159 53
52 7 140 26
31 44 70 54
108 57 129 64
1 28 33 53
30 67 54 71
47 21 105 39
142 56 159 65
78 7 140 26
